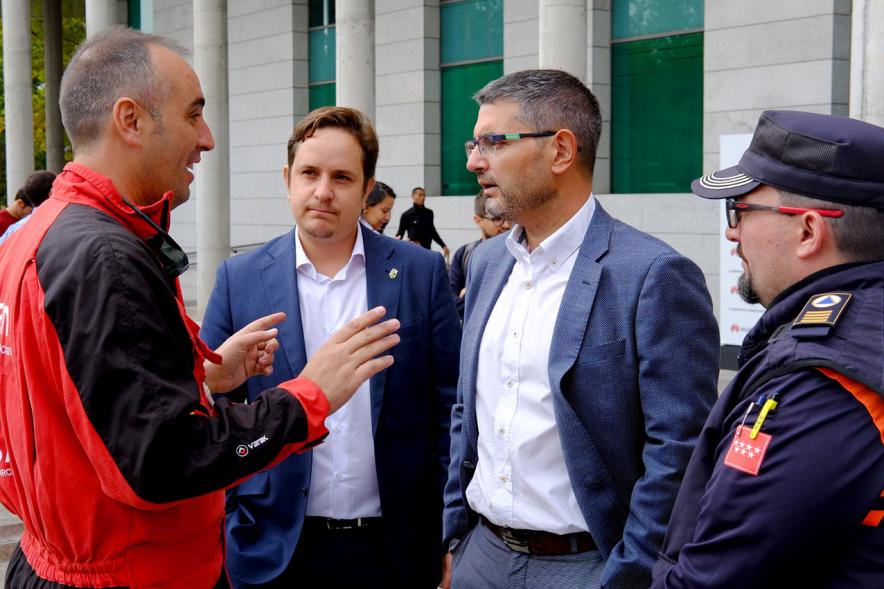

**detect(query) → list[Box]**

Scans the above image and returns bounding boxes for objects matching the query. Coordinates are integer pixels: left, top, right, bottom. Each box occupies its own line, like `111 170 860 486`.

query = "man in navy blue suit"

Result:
202 106 461 588
442 70 719 589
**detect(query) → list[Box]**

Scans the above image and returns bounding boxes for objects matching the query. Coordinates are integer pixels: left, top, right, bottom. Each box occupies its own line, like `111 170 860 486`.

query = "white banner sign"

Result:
719 134 764 346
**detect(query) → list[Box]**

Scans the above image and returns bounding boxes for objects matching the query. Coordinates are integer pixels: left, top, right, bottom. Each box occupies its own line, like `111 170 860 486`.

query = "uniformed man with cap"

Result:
651 110 884 588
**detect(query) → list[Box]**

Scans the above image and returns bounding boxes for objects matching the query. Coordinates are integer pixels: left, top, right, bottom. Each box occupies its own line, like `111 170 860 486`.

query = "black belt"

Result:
480 516 596 555
305 516 382 531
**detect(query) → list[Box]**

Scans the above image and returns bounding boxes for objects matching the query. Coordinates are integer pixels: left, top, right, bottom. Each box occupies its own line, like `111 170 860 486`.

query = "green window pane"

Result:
309 83 336 110
441 60 503 196
611 33 702 193
612 0 703 39
309 0 335 28
128 0 140 29
441 0 502 65
309 27 336 83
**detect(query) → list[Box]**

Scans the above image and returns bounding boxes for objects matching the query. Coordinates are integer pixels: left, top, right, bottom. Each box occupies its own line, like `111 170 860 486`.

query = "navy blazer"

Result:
201 227 461 587
443 203 719 589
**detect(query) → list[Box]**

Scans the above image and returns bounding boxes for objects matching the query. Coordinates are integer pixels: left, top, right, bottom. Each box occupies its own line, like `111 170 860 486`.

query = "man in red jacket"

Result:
0 26 399 589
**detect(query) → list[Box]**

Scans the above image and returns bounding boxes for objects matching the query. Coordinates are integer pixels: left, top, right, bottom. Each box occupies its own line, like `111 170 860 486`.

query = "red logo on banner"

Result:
723 428 771 476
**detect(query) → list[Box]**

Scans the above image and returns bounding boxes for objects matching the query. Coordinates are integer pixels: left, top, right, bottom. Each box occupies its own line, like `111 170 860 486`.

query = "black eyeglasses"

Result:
122 197 190 284
725 198 844 229
465 131 559 158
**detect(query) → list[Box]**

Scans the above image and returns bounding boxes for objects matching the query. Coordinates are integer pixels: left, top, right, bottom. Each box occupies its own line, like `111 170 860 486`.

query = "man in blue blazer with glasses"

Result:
202 106 461 588
442 70 719 589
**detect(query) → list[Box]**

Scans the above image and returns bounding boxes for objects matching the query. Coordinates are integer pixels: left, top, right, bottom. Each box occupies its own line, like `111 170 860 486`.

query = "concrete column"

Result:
335 0 375 119
586 0 611 193
2 0 35 201
374 0 440 196
194 0 230 318
850 0 884 127
85 0 121 36
43 0 65 173
538 0 586 81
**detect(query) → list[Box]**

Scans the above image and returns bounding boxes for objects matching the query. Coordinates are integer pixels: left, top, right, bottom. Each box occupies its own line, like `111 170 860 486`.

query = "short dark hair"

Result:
475 69 601 177
777 189 884 262
60 26 187 150
21 171 57 207
13 188 30 207
412 187 425 196
366 181 396 207
287 107 379 186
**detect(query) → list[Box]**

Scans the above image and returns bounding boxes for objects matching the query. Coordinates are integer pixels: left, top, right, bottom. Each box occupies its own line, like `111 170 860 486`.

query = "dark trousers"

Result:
255 518 405 589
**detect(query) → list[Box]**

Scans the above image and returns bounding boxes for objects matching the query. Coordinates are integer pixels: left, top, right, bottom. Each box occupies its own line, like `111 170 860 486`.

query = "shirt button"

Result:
499 475 508 483
335 473 343 481
506 380 514 388
498 427 506 435
525 281 533 289
512 331 518 338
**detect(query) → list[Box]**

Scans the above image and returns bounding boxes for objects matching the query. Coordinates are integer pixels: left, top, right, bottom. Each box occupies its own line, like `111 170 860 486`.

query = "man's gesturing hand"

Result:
301 306 400 413
205 312 287 393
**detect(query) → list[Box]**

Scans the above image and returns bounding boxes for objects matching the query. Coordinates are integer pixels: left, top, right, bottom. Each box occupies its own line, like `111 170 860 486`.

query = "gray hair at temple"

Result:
474 69 602 177
777 189 884 262
60 26 188 150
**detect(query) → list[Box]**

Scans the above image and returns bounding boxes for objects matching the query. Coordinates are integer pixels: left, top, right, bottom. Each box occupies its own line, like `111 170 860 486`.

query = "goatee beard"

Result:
737 273 761 305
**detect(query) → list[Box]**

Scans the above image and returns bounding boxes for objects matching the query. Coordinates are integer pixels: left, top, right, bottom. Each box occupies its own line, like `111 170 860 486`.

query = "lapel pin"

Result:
388 268 399 280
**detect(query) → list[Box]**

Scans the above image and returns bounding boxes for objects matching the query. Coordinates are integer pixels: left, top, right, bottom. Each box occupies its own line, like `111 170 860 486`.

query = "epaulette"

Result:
790 292 852 339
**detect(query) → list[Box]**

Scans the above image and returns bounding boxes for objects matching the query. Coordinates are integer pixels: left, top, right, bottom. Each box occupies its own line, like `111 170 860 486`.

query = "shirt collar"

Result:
359 216 381 234
295 221 366 281
505 194 595 271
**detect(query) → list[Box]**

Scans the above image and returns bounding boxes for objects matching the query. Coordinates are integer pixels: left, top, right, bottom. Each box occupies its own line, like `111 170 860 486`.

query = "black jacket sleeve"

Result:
37 205 325 505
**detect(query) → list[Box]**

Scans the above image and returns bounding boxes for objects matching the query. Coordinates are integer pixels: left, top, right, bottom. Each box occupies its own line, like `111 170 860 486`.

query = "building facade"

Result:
3 1 883 360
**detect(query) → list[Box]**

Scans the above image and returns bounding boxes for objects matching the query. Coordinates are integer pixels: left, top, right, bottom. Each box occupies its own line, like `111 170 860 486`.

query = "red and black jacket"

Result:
0 163 328 588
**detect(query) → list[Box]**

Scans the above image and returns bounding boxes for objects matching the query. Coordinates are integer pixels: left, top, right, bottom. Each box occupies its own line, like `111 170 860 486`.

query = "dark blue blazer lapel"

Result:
363 229 400 435
259 228 307 379
548 203 614 391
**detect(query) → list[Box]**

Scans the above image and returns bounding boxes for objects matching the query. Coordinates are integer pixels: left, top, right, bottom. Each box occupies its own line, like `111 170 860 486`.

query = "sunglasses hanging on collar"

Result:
121 197 190 284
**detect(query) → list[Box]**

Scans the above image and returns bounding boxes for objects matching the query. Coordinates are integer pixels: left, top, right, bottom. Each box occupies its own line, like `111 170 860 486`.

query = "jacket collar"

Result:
54 162 174 240
739 260 884 366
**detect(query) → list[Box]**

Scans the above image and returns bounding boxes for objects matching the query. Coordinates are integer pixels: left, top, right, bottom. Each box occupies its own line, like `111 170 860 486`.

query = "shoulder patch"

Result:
792 292 851 336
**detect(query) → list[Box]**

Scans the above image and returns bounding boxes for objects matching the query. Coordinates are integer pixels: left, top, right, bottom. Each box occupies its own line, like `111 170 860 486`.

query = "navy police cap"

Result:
692 110 884 210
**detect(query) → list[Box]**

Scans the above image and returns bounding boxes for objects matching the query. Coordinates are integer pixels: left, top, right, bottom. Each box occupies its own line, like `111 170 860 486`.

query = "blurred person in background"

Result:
0 170 56 241
395 186 450 258
360 180 396 234
448 190 510 319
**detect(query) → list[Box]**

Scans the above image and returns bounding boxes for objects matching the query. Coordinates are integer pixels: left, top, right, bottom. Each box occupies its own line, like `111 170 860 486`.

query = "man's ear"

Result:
282 165 290 187
550 129 579 175
795 212 831 260
111 97 144 147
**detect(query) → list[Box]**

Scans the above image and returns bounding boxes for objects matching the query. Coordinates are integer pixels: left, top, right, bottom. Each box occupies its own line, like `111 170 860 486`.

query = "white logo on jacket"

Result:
0 303 12 357
0 449 13 477
235 435 270 458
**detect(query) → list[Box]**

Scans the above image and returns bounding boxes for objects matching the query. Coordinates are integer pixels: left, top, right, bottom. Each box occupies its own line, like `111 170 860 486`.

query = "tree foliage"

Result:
0 13 86 204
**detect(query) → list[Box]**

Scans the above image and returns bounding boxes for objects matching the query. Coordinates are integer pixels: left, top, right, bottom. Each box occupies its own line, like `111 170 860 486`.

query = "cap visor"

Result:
691 165 760 199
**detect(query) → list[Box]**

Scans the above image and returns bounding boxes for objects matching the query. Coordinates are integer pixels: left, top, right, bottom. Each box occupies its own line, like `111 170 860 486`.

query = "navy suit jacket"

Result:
443 203 719 589
201 227 461 587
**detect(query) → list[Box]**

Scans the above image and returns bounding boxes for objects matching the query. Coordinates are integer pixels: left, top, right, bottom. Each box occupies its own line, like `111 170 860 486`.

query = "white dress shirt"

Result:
465 195 596 534
296 224 382 519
